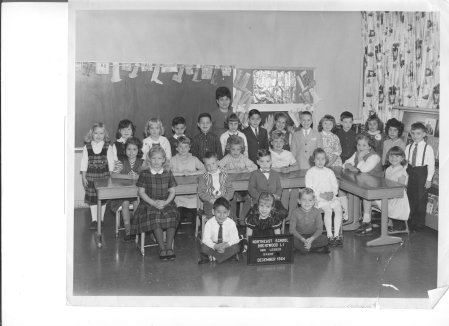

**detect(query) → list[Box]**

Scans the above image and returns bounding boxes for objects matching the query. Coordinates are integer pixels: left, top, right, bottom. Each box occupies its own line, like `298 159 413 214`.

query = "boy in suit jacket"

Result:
242 109 269 164
291 111 323 169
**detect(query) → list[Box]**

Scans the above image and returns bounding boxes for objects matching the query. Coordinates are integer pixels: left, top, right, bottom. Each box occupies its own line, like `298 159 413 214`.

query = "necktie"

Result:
255 128 259 138
217 223 223 244
411 143 418 167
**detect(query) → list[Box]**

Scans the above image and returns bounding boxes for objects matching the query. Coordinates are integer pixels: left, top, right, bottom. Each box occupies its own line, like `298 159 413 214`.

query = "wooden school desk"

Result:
94 168 404 248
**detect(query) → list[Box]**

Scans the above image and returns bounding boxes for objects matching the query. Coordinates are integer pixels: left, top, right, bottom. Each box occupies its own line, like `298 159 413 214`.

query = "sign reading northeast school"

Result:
247 235 294 265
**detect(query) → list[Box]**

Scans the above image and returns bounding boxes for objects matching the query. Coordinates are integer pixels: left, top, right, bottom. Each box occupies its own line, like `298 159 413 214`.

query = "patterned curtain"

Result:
361 12 440 123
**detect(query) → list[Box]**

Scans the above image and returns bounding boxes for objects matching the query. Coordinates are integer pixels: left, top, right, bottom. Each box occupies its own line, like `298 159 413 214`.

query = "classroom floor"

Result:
72 208 437 299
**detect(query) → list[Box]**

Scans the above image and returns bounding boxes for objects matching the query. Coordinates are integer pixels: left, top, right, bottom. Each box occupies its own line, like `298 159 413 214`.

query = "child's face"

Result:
258 199 273 218
204 156 219 173
176 143 190 156
322 120 334 133
249 114 261 129
410 128 426 143
120 125 133 140
149 123 161 138
198 117 212 134
300 114 312 129
93 127 105 143
216 96 231 111
228 121 239 132
271 138 285 151
150 152 165 170
125 144 138 160
368 120 379 132
257 155 272 171
389 154 403 167
341 118 353 131
172 123 186 136
357 139 370 152
275 117 287 131
230 144 242 158
214 205 230 224
314 152 326 168
388 126 399 140
300 193 315 211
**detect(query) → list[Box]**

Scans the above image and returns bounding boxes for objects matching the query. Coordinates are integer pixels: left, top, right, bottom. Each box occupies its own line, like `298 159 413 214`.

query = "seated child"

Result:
305 148 344 246
220 113 248 156
245 192 288 237
269 112 292 150
169 136 205 225
198 151 234 219
382 118 406 165
110 137 144 241
142 118 172 160
130 145 179 261
318 114 343 167
364 113 384 156
344 134 383 235
270 130 299 172
198 197 241 264
289 188 330 254
248 149 286 213
168 116 188 156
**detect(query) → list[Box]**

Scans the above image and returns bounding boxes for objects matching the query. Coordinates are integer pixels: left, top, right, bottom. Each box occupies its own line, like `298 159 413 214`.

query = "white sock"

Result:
362 213 371 223
333 206 343 237
101 204 106 222
90 205 98 222
323 207 333 237
338 196 349 221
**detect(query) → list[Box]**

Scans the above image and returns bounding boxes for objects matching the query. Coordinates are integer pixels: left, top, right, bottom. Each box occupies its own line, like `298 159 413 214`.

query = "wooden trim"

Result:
393 106 439 115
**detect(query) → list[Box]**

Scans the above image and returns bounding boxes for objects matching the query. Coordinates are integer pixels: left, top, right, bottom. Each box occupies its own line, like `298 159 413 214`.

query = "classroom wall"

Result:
74 10 363 204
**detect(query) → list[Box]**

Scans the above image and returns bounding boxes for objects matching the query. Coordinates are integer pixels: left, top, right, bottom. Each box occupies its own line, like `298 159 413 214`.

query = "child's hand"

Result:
153 200 166 209
82 178 88 189
273 194 281 201
425 180 432 189
344 163 353 170
114 160 123 173
281 166 290 174
325 192 334 200
304 237 313 250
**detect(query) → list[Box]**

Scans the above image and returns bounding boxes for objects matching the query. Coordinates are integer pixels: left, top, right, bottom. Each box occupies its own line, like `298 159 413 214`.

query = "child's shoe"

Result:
355 224 373 236
231 254 239 262
209 255 216 262
198 254 210 264
355 222 372 233
328 236 336 246
165 249 176 261
334 236 343 246
89 221 98 230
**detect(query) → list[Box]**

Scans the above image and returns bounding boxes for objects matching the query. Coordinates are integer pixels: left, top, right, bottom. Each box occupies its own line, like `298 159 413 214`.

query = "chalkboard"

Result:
75 66 233 148
247 235 294 265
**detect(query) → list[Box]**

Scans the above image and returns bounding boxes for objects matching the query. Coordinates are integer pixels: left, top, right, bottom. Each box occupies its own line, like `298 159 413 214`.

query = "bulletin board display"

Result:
75 65 233 148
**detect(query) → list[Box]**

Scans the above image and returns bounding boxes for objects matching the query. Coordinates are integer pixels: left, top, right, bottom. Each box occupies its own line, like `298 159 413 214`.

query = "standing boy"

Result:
291 111 323 169
168 116 188 156
192 113 223 162
242 109 269 164
405 122 435 231
335 111 357 163
210 86 232 137
198 197 241 264
289 188 330 254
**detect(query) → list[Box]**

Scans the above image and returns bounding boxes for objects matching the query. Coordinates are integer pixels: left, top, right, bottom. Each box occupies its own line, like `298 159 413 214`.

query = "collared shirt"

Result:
250 126 259 137
405 140 435 181
260 168 270 179
270 149 296 168
219 130 249 156
290 206 323 239
209 170 221 195
142 136 172 160
150 168 164 175
80 141 115 172
191 131 223 161
218 154 257 172
202 217 240 249
303 128 311 136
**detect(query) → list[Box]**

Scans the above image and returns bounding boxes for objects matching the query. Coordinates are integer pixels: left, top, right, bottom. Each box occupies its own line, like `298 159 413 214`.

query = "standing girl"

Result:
305 148 343 246
364 114 384 156
382 118 406 165
80 123 115 229
142 118 172 160
131 145 179 260
110 137 144 241
318 114 343 167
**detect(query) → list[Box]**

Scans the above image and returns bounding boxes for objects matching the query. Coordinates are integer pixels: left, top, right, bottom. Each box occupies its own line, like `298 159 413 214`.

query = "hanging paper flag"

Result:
141 63 152 72
296 75 306 92
75 62 82 71
95 63 110 75
192 67 201 82
240 90 252 106
151 64 163 84
233 90 243 108
122 63 133 71
161 64 178 73
233 70 243 86
201 65 214 79
111 62 122 83
210 65 220 85
172 65 185 83
221 65 232 77
129 64 140 78
185 65 194 75
238 72 251 92
83 63 94 76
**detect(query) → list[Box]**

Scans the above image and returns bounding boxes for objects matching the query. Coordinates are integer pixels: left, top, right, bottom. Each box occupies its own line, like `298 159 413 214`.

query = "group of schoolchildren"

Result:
80 86 435 263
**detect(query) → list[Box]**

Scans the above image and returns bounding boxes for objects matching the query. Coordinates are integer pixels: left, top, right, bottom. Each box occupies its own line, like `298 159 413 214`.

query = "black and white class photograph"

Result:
68 2 445 309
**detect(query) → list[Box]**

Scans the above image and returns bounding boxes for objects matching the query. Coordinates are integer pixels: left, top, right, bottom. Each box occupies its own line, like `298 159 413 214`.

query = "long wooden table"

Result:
94 168 404 248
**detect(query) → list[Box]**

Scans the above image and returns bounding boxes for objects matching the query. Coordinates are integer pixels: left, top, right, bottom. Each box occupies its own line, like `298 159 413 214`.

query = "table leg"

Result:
96 199 102 248
343 194 361 231
366 198 402 247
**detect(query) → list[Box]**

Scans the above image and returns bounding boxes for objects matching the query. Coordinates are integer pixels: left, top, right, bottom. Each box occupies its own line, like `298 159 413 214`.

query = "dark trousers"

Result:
293 234 328 254
406 165 428 229
199 243 240 263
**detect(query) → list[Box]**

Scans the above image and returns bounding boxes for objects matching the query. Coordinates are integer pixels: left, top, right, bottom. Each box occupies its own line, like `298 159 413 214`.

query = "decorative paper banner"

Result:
111 62 121 83
161 64 178 73
185 65 194 75
82 63 94 76
210 65 220 85
221 65 232 76
140 63 152 71
172 65 185 83
122 63 133 71
151 64 163 84
95 63 110 75
192 67 201 82
238 72 251 91
129 64 140 78
201 65 214 79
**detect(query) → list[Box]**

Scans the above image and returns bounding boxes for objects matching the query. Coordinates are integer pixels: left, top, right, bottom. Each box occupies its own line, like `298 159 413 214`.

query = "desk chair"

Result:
115 204 134 238
135 230 170 257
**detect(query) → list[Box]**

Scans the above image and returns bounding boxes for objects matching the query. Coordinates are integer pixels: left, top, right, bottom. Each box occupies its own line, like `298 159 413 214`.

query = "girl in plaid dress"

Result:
318 115 343 167
80 123 115 230
131 145 180 260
